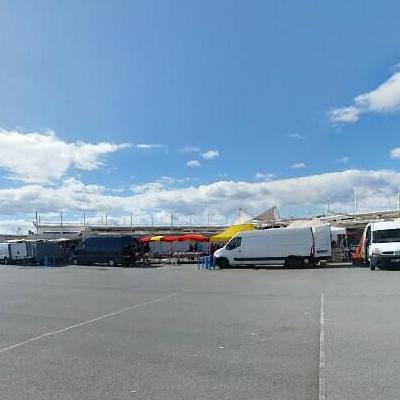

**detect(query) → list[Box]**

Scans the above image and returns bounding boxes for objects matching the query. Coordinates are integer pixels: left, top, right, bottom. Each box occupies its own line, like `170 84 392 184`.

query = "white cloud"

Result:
1 169 399 217
179 146 200 154
135 144 163 149
390 148 400 159
186 160 201 168
130 176 190 194
330 106 360 123
290 163 306 169
254 172 275 180
0 130 130 183
201 150 219 160
330 71 400 123
336 156 350 164
287 134 305 140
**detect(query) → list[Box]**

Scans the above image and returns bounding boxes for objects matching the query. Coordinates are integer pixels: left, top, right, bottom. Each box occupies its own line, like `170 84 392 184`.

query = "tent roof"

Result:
211 224 256 242
252 206 280 223
232 208 255 225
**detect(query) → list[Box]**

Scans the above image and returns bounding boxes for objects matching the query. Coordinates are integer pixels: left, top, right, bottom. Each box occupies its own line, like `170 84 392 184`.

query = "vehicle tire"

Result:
71 258 79 266
217 258 229 269
108 259 116 267
3 257 8 265
370 264 376 270
284 256 299 268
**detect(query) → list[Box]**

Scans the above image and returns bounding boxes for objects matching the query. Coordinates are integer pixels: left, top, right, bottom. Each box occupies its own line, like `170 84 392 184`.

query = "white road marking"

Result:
319 293 326 400
0 291 182 354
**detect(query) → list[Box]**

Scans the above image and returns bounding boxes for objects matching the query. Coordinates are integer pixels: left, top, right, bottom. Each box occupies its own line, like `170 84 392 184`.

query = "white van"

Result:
0 243 10 264
365 220 400 270
0 242 29 264
9 242 28 262
214 227 326 268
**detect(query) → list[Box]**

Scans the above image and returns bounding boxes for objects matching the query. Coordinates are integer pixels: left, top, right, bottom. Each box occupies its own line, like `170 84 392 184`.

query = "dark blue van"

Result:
71 235 137 267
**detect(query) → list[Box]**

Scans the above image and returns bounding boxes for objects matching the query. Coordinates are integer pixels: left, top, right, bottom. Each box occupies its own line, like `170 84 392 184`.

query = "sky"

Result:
0 0 400 232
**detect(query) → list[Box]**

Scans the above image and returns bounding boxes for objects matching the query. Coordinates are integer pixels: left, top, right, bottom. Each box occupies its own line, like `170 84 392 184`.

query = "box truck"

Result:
213 226 331 268
0 242 29 264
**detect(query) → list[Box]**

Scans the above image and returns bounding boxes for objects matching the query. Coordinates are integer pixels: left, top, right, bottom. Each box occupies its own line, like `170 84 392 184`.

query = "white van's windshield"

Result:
373 229 400 243
226 237 242 250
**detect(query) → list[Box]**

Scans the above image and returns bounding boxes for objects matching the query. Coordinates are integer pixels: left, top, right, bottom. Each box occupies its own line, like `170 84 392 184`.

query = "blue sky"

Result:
0 1 400 231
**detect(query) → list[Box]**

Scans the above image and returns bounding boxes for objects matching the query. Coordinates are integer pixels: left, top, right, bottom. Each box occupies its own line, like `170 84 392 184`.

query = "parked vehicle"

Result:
0 242 29 264
28 241 69 266
71 235 138 267
9 242 29 262
213 226 331 268
364 221 400 270
0 243 10 264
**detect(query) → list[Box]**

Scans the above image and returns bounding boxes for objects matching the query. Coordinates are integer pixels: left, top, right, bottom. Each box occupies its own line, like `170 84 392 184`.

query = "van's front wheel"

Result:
217 258 229 269
285 256 299 268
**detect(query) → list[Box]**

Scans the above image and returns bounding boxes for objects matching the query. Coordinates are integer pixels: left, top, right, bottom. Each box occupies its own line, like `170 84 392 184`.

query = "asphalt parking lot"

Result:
1 263 400 400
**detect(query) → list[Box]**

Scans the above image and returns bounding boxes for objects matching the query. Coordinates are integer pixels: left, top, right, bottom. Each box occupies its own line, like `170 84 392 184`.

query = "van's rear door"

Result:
313 226 332 258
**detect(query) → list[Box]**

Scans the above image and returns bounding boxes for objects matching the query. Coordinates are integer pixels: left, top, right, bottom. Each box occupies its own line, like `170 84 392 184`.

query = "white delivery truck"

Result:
364 220 400 270
213 226 331 268
0 242 29 264
0 243 10 264
9 242 28 263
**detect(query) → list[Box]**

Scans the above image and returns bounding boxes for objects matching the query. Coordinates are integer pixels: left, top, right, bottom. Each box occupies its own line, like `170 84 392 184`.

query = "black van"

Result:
71 235 138 267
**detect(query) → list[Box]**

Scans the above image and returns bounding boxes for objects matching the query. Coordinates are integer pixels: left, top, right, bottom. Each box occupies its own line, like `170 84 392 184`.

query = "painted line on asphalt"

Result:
319 293 326 400
0 291 182 354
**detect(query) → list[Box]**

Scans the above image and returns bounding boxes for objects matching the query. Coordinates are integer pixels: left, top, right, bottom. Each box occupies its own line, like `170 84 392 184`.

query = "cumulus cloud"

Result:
187 160 201 168
0 130 130 183
290 163 306 169
390 148 400 159
2 170 400 221
130 176 190 194
201 150 219 160
179 146 200 154
330 106 360 123
330 71 400 123
254 172 275 180
336 156 350 164
135 144 163 149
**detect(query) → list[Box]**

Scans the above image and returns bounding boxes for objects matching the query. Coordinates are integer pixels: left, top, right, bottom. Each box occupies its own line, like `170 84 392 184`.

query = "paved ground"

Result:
0 263 400 399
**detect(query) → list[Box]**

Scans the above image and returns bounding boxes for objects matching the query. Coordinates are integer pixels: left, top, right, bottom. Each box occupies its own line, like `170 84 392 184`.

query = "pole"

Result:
105 212 108 226
83 212 86 226
35 211 38 234
171 213 174 227
130 213 133 232
151 214 154 226
60 211 63 228
398 192 400 217
354 196 358 218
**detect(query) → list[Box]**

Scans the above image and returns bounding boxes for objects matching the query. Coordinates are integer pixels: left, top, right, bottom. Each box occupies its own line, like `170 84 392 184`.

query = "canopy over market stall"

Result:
210 224 256 243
